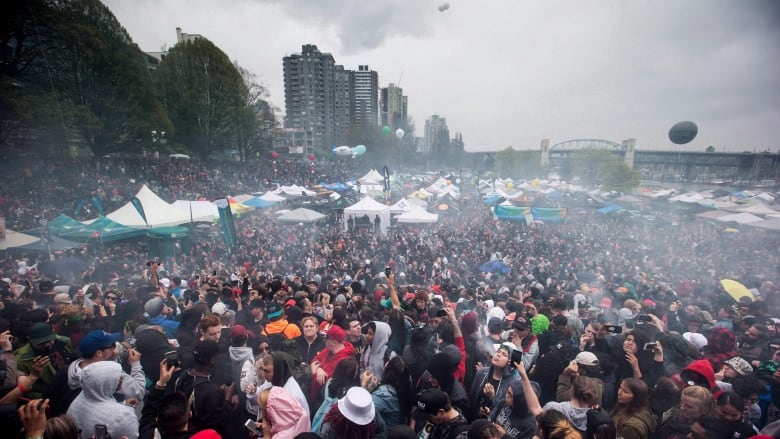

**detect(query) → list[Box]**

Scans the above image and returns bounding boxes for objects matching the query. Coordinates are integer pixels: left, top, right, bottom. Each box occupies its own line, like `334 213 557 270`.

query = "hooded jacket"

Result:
680 359 716 390
267 386 311 439
469 363 518 420
228 345 254 409
67 358 146 408
67 361 139 439
361 321 392 381
266 351 310 418
617 407 657 439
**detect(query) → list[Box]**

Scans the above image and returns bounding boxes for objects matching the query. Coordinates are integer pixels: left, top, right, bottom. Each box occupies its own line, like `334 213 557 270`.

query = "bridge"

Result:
536 138 779 184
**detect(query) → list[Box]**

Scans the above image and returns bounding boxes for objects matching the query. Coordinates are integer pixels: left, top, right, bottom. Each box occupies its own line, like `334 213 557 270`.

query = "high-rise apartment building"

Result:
333 65 351 143
283 44 336 149
380 83 407 129
423 115 450 155
350 65 379 128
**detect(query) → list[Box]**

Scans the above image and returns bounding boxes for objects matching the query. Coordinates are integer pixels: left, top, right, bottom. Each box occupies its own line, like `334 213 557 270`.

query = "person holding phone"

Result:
469 343 519 420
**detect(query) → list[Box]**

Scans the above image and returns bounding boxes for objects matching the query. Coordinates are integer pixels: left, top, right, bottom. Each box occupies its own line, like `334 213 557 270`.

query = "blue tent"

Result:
243 197 276 209
597 204 624 215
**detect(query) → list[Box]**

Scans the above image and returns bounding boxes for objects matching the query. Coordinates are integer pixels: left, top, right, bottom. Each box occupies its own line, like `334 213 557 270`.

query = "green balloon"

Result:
382 126 391 135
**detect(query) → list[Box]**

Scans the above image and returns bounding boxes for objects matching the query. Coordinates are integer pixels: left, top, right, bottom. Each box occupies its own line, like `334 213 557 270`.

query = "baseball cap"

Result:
284 299 297 308
416 388 449 414
513 316 530 330
723 356 753 376
574 351 600 367
54 292 72 305
79 330 122 357
160 278 171 288
193 339 220 362
230 324 254 342
211 302 228 316
326 325 346 343
29 322 55 345
266 303 282 319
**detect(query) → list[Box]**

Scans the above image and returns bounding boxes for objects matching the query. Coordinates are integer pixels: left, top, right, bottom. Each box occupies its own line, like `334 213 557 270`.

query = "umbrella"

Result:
480 260 510 274
720 279 754 302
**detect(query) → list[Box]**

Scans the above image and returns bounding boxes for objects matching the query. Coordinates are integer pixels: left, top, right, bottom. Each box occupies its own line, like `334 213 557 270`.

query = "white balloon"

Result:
395 128 405 139
332 145 352 156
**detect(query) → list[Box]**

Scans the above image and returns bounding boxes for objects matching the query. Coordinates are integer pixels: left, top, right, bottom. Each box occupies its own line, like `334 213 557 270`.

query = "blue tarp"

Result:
243 197 276 208
597 204 624 215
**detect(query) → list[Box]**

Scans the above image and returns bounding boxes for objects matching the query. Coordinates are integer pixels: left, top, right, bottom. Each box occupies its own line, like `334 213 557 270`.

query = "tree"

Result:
564 150 639 191
1 0 170 156
233 64 277 162
494 147 545 179
154 37 246 159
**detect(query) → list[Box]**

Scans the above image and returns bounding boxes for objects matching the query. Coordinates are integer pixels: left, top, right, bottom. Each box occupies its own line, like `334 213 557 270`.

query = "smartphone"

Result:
385 266 392 277
636 314 652 324
244 419 262 436
510 349 524 366
164 350 180 368
95 424 108 439
643 342 657 351
604 324 623 334
624 318 635 330
436 308 448 318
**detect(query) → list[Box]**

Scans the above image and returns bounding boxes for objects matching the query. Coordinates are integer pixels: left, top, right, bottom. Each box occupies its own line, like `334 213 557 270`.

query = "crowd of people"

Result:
1 155 780 439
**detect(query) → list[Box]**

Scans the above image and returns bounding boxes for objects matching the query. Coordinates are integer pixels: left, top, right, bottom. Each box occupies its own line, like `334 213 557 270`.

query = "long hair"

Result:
322 400 377 439
380 356 414 423
571 376 602 407
44 415 81 439
328 357 359 399
611 378 650 430
539 410 583 439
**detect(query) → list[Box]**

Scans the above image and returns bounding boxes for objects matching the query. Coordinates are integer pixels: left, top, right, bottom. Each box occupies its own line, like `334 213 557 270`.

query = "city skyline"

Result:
102 0 780 153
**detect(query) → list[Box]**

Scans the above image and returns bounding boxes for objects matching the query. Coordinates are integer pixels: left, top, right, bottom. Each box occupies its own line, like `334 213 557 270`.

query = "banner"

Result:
130 196 148 226
531 207 569 223
214 198 237 253
494 205 531 221
90 195 105 217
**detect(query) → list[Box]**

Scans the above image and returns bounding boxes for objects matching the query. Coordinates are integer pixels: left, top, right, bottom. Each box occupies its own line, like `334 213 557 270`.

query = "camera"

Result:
643 342 657 351
385 266 392 277
636 314 652 324
508 349 524 369
604 324 623 334
95 424 108 439
164 350 180 368
145 258 159 267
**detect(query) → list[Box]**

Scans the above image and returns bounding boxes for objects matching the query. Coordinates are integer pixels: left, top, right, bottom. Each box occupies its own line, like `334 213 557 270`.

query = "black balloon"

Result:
668 121 698 145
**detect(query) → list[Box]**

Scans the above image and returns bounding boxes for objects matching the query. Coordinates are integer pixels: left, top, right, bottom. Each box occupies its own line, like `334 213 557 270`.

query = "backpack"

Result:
267 323 290 351
173 371 212 420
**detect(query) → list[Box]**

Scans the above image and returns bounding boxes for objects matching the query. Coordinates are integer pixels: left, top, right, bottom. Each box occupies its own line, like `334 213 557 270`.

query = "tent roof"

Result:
745 218 780 231
276 207 326 223
344 196 389 213
358 169 384 184
171 200 219 222
1 230 40 250
696 210 734 220
716 212 764 224
396 206 438 223
259 191 286 202
389 198 415 213
737 203 779 216
107 185 190 228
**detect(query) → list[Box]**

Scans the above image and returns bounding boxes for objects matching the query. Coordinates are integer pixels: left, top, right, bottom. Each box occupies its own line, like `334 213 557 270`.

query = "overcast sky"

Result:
102 0 779 153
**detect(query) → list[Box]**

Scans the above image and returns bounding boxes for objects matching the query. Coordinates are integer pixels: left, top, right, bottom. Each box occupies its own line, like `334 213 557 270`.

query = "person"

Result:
654 385 714 439
16 322 75 399
311 357 360 433
614 331 666 389
66 361 139 439
466 419 505 439
469 343 518 420
257 351 310 419
138 360 191 439
65 329 146 406
145 297 180 339
415 388 470 439
320 386 385 439
609 378 657 439
257 386 311 439
309 325 355 407
228 324 256 438
535 409 583 439
264 303 302 350
687 415 733 439
517 358 601 434
489 380 539 439
18 399 81 439
714 391 758 439
361 320 392 381
172 339 230 437
370 356 413 428
235 298 265 336
295 316 325 365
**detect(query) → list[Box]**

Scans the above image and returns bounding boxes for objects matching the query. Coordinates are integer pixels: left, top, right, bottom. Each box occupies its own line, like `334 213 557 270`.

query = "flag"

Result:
90 195 105 217
215 198 237 253
382 165 391 202
130 196 148 226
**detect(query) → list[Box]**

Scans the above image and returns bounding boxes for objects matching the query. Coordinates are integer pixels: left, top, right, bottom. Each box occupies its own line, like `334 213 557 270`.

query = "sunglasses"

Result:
258 346 271 353
106 296 119 301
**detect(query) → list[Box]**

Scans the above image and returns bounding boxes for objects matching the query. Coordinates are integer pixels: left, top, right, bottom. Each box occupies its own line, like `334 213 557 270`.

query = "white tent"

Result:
396 206 438 224
715 212 764 224
107 185 191 228
274 185 316 197
737 203 779 216
276 208 326 223
259 191 286 202
358 169 384 185
343 197 391 234
745 218 780 231
171 200 219 222
0 230 40 250
389 198 415 214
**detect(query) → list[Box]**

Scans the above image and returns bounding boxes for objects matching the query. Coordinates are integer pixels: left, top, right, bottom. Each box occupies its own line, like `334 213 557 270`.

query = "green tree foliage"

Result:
494 147 545 179
563 150 639 191
1 0 170 156
154 38 247 159
234 64 277 162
